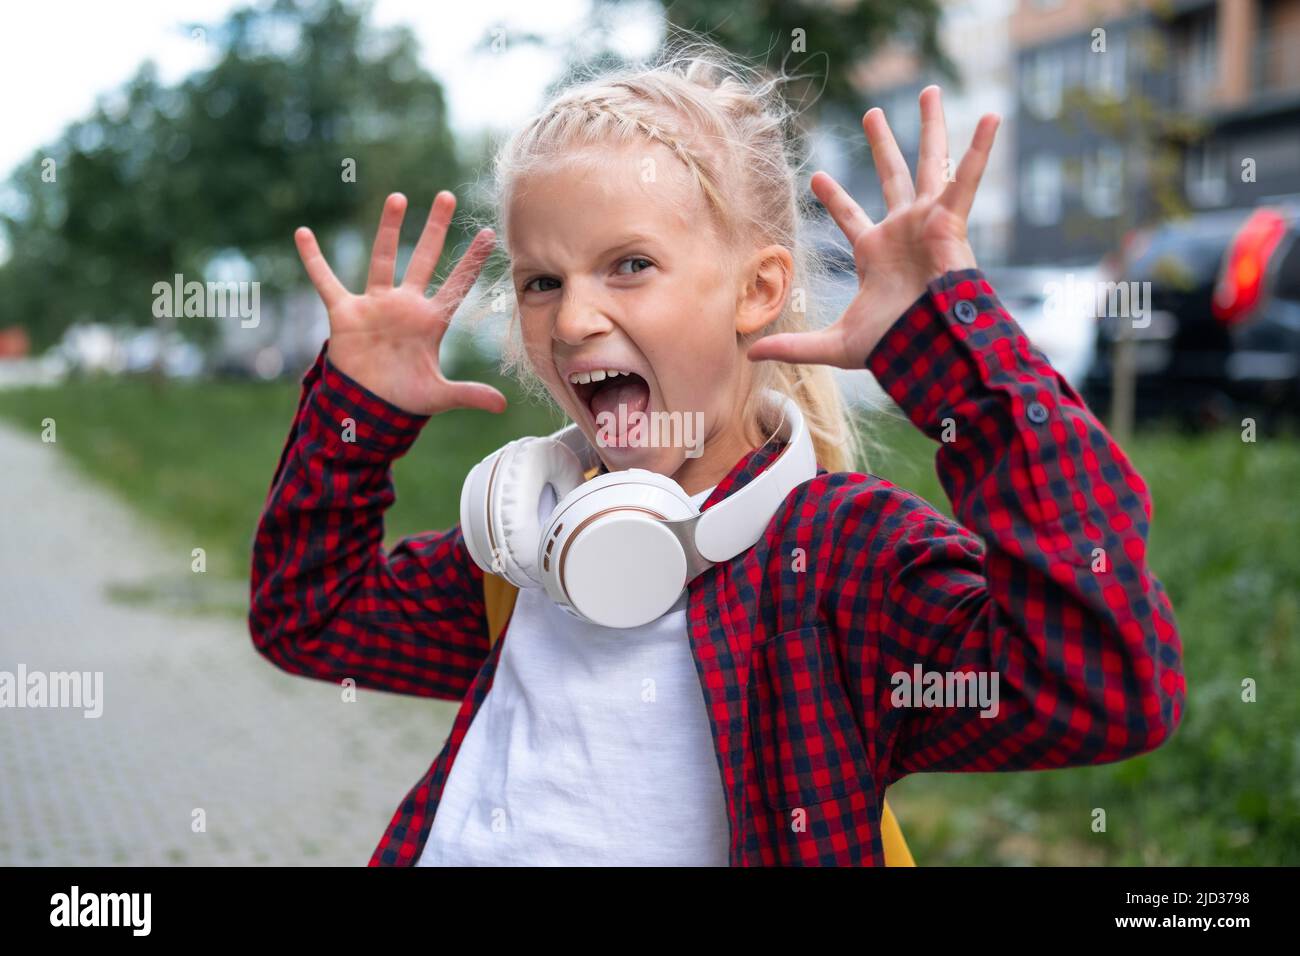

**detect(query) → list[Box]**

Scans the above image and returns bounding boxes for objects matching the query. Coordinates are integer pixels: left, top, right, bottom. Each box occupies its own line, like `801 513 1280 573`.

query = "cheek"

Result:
517 316 551 370
682 292 738 363
526 351 591 424
515 320 566 399
644 304 739 407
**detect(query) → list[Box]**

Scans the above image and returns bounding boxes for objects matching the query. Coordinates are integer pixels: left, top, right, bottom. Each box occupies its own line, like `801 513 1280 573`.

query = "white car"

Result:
979 265 1101 389
815 262 1101 409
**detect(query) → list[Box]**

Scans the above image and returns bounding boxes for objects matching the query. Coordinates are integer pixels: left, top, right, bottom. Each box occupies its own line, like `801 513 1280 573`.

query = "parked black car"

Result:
1083 202 1300 426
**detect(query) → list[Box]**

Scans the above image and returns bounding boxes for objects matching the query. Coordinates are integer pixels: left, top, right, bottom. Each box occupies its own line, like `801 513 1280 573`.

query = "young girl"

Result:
249 41 1185 866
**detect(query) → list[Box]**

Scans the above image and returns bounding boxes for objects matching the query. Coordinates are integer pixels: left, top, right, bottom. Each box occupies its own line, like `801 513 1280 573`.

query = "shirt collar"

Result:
699 439 788 512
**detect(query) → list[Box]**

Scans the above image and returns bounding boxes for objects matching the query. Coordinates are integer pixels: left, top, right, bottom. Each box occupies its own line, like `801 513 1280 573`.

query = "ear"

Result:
734 245 794 337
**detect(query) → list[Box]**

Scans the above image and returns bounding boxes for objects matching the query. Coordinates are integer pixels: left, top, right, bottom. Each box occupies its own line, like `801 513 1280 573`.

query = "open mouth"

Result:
568 368 651 446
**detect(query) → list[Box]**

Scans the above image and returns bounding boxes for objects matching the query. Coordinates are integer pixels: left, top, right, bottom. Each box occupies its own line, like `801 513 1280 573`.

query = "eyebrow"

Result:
511 234 661 275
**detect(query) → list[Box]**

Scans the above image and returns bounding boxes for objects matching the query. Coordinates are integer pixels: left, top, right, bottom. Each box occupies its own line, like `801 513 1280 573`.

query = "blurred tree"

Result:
648 0 953 120
527 0 955 125
0 0 466 353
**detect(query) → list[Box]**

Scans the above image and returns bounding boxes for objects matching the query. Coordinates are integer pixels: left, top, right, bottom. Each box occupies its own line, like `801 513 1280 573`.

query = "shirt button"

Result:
1027 401 1050 424
953 299 978 324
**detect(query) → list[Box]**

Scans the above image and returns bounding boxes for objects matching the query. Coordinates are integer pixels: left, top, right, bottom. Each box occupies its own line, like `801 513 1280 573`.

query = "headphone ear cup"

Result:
490 437 588 588
460 444 506 577
538 469 700 628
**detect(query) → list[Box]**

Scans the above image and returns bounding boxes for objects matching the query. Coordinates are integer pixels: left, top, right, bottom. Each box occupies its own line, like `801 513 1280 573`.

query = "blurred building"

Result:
816 0 1019 265
840 0 1019 266
1013 0 1300 264
845 0 1300 267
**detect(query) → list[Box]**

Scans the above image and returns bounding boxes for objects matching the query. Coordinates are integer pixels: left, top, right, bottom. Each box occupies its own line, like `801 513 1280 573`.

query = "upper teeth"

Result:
568 369 628 385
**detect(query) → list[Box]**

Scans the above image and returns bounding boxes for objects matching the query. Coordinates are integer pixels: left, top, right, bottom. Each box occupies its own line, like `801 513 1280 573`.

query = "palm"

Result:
294 191 505 416
835 199 971 357
749 86 1001 370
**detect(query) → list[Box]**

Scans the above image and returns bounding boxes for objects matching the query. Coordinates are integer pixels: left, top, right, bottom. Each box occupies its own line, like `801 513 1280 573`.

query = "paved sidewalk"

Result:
0 420 457 865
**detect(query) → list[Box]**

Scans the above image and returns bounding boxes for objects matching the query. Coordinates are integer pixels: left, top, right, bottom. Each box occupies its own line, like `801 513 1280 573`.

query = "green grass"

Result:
1 373 1297 864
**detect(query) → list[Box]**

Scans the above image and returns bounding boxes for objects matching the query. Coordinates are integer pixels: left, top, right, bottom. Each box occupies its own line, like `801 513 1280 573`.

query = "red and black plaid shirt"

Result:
249 267 1186 866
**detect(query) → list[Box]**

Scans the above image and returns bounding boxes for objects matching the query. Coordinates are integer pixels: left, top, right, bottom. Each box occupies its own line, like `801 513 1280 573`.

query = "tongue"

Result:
590 377 649 419
589 377 650 446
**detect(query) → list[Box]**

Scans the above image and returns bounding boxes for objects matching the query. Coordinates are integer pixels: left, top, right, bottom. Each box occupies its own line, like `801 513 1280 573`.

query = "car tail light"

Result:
1213 208 1287 324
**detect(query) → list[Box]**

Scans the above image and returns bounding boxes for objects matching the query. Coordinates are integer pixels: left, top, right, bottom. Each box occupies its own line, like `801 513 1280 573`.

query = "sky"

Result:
0 0 662 179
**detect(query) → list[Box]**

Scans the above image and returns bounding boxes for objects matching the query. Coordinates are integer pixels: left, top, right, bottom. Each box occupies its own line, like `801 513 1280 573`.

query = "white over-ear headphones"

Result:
459 390 817 628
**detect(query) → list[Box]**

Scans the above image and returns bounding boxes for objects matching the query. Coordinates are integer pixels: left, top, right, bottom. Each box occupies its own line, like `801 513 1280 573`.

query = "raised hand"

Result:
748 86 1001 369
294 191 506 416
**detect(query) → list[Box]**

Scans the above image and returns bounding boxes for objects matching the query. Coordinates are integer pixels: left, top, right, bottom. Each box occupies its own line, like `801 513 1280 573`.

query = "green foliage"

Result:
0 0 467 350
0 0 953 353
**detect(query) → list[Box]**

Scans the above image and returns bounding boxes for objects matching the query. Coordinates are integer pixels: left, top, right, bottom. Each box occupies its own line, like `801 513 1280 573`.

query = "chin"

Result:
593 441 684 477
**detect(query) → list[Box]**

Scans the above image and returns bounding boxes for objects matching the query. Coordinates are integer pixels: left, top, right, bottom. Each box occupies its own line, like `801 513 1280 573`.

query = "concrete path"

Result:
0 420 457 865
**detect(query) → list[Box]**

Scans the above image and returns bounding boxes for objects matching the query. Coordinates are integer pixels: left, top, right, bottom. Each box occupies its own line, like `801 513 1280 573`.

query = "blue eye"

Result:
617 257 653 275
523 276 560 293
523 257 651 292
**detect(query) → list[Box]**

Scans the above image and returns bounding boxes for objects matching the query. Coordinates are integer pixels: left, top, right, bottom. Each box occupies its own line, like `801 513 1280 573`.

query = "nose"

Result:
552 281 614 347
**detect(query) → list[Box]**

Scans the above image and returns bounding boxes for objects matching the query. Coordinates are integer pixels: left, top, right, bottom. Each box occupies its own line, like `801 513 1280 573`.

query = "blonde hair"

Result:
462 31 864 473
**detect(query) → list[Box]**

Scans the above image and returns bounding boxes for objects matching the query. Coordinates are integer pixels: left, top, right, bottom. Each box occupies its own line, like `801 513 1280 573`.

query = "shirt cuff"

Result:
300 340 431 460
865 268 1060 436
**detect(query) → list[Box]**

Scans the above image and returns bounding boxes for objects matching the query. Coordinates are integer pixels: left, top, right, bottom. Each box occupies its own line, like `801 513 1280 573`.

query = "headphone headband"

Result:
695 391 815 562
545 390 814 563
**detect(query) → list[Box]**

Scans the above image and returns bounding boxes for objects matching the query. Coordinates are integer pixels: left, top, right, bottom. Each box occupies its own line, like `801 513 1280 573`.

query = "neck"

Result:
670 413 768 497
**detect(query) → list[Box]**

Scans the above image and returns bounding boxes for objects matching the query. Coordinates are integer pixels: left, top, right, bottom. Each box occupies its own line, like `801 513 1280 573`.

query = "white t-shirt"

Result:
417 485 730 866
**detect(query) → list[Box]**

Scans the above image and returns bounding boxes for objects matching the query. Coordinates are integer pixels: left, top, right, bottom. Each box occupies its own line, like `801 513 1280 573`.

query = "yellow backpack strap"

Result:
481 463 601 649
479 563 915 865
881 798 915 866
482 572 519 649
